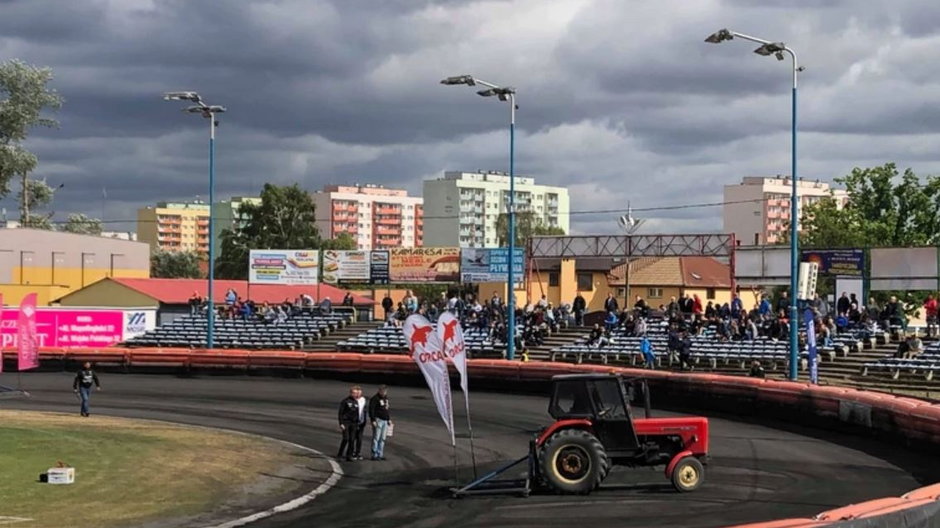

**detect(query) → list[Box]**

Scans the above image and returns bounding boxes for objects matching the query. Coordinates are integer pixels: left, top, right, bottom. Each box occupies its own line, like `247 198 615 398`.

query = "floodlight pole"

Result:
440 76 518 360
706 30 801 380
507 91 516 361
207 109 217 350
164 92 225 350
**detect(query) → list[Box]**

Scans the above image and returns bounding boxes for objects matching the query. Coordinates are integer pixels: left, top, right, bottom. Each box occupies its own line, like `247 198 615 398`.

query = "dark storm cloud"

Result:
2 0 940 234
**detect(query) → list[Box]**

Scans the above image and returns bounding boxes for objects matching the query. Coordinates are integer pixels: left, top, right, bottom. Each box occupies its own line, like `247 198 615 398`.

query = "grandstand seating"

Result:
862 341 940 380
547 316 866 371
123 310 352 349
337 324 507 358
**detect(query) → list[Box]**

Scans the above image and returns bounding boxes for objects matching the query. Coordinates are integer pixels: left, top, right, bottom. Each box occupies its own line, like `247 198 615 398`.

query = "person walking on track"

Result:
72 362 101 417
337 385 363 462
369 385 392 460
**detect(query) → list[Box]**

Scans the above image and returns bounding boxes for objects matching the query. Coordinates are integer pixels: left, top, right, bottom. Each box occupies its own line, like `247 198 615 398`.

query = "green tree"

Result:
495 211 566 247
61 213 103 235
321 232 357 250
151 250 202 279
216 183 323 279
792 163 940 248
18 178 56 229
0 59 63 219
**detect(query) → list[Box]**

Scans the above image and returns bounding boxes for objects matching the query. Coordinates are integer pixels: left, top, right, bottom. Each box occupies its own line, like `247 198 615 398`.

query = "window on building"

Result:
706 288 716 300
648 288 663 299
577 272 593 291
549 272 559 287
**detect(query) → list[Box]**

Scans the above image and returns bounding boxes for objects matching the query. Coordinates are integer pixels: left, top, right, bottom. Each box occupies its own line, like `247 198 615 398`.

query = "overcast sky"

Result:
3 0 940 235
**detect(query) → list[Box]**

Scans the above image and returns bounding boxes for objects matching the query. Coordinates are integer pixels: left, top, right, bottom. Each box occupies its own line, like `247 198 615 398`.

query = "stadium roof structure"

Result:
55 277 374 306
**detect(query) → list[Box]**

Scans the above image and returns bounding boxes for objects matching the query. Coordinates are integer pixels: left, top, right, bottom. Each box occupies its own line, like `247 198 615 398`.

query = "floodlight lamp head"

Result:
477 88 497 97
206 105 226 114
705 29 734 44
441 75 476 86
164 91 200 102
754 42 786 57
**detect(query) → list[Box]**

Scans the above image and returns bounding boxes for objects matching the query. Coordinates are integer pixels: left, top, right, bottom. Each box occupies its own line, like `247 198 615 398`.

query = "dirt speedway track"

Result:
3 372 939 528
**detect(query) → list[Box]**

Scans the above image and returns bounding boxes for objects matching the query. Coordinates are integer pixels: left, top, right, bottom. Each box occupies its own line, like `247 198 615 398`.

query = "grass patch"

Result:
0 411 325 528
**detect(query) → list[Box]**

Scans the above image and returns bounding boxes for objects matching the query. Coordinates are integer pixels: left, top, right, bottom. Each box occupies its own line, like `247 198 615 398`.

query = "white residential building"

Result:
312 184 423 250
723 176 849 246
422 170 570 248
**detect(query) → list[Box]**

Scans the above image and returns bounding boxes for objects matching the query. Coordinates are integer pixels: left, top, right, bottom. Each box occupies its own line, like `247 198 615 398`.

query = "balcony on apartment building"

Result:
374 205 401 215
374 236 401 246
374 216 401 226
375 225 400 235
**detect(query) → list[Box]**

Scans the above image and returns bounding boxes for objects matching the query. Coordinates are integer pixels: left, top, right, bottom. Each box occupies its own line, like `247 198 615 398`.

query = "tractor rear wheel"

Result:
538 429 608 494
671 457 704 492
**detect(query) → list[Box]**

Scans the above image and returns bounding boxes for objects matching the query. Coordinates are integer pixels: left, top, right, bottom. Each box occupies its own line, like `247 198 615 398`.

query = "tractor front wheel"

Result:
538 429 608 494
671 457 704 492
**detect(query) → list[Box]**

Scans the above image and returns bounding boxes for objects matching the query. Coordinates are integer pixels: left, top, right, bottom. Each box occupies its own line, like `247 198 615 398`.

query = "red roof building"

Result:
54 277 373 308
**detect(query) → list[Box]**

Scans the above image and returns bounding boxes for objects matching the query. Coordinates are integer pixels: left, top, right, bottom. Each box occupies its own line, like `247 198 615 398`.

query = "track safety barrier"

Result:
6 346 940 527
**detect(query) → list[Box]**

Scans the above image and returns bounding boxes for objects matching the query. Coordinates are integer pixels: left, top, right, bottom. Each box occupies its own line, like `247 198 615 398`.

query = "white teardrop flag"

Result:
437 311 468 395
403 314 455 445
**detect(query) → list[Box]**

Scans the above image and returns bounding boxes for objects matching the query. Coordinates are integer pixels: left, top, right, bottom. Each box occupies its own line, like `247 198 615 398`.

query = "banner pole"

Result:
452 439 460 484
465 393 478 479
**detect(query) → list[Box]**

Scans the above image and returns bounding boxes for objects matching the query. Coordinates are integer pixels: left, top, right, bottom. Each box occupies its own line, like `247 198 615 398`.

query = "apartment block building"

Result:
422 170 570 248
212 196 262 255
137 201 210 254
312 184 423 250
723 176 849 245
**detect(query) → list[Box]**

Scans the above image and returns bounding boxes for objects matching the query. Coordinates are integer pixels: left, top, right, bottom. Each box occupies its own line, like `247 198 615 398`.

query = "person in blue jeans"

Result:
368 385 392 461
72 362 101 417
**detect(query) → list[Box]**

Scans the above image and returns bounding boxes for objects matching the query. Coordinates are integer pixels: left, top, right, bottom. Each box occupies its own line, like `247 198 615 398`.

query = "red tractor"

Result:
533 374 709 494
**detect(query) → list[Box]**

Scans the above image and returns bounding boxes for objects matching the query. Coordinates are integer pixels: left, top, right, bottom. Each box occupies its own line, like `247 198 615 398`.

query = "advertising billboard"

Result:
370 250 390 285
249 250 319 285
460 248 524 284
390 247 460 283
322 250 371 284
0 308 155 349
801 249 864 277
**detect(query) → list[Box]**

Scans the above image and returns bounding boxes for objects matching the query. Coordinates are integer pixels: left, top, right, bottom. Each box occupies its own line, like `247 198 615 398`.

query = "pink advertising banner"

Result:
17 293 39 371
1 309 124 349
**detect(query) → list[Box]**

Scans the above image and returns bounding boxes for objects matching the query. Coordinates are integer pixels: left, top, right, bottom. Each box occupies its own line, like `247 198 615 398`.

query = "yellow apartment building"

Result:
137 201 210 254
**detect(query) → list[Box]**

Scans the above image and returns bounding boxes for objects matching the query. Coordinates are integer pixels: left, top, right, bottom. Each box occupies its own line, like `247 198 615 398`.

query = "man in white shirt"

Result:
353 389 368 460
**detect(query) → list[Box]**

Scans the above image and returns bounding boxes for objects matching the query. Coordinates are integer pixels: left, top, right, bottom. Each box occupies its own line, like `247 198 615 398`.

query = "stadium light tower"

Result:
163 91 226 350
440 75 519 360
618 203 644 313
705 28 803 380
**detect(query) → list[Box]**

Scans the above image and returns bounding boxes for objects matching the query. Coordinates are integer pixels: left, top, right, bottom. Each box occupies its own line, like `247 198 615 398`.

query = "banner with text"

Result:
249 250 319 285
801 249 864 277
460 248 525 284
403 314 455 444
1 308 155 349
370 251 390 285
390 247 460 283
322 250 370 284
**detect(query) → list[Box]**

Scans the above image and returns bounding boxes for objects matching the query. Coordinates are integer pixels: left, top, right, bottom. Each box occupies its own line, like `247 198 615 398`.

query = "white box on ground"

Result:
47 467 74 484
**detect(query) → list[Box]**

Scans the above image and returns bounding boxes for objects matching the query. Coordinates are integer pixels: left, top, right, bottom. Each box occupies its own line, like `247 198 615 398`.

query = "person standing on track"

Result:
369 385 392 461
354 388 368 460
72 362 101 417
337 385 363 462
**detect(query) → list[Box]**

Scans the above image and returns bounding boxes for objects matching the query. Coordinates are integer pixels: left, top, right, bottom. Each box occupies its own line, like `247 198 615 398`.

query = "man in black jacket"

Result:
381 294 394 320
72 362 101 417
573 294 586 326
337 385 364 462
369 385 392 460
604 293 619 315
